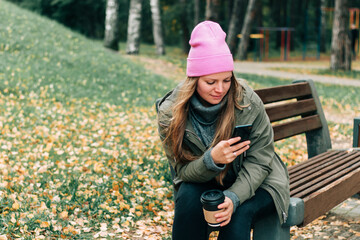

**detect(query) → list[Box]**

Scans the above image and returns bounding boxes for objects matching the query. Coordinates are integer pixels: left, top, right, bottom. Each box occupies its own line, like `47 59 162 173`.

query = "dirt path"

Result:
124 55 185 82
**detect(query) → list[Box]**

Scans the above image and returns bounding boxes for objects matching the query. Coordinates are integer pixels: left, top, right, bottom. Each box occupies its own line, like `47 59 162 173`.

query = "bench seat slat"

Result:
290 154 360 198
291 156 360 197
266 99 317 122
301 167 360 226
289 151 349 181
290 152 360 191
291 160 360 198
255 82 312 104
287 150 341 174
273 115 322 141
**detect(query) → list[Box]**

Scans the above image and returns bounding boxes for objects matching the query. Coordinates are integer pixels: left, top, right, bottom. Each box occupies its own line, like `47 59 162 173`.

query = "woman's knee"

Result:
173 182 213 240
175 182 210 210
218 188 276 239
233 189 274 222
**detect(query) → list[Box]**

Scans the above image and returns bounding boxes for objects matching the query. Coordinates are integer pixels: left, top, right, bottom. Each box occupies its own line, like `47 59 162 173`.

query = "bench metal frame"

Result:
354 117 360 148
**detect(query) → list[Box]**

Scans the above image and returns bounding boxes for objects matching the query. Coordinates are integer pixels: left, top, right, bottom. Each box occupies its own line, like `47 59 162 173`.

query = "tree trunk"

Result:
344 33 352 70
227 0 243 54
271 0 282 48
256 0 263 27
104 0 120 51
126 0 142 54
237 0 258 60
288 0 297 51
180 0 190 54
320 0 327 52
150 0 165 55
194 0 200 26
330 0 351 70
282 0 287 28
205 0 220 21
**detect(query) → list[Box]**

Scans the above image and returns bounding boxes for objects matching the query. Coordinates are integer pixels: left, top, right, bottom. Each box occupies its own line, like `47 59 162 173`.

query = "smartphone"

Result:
231 124 252 144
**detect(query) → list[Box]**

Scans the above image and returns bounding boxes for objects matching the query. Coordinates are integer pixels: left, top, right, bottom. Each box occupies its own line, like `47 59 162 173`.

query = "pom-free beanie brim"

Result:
186 21 234 77
187 54 234 77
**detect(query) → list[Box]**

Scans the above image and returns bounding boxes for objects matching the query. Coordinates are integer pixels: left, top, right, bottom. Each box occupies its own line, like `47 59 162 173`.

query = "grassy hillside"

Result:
0 1 174 239
1 0 359 239
0 0 174 107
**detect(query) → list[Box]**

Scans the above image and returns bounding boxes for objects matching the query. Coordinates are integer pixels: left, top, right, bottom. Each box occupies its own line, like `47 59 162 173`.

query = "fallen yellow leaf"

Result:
59 211 68 219
40 221 50 228
12 201 20 210
39 202 48 211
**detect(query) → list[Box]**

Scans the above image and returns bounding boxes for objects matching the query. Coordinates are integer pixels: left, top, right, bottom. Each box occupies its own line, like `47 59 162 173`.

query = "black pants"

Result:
172 181 276 240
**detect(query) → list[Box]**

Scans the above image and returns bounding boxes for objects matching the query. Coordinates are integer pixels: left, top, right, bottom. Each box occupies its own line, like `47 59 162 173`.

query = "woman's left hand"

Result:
215 196 234 227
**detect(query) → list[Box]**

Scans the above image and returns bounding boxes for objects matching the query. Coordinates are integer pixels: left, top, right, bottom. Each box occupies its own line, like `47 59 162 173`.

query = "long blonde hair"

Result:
164 73 245 184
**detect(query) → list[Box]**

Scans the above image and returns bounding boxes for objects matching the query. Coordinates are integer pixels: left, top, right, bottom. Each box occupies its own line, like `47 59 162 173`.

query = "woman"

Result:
156 21 289 240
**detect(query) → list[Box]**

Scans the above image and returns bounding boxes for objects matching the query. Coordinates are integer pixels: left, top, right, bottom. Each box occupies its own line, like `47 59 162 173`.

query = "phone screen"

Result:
231 124 252 143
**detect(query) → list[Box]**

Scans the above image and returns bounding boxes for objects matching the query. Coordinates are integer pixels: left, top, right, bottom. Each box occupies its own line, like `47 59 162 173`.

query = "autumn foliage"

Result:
1 1 359 239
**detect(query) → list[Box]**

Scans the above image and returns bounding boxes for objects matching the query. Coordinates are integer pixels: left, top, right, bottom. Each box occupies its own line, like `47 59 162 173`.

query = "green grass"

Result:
1 0 359 239
0 1 175 108
120 41 188 74
0 1 174 239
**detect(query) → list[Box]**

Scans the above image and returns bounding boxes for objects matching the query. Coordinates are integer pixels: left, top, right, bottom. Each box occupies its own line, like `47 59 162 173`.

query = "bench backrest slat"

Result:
265 98 317 122
254 80 332 157
254 81 321 141
255 82 312 104
273 115 322 141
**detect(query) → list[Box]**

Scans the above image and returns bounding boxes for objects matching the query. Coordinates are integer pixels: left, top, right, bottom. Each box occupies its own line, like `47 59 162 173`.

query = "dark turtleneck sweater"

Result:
189 94 240 211
189 93 224 148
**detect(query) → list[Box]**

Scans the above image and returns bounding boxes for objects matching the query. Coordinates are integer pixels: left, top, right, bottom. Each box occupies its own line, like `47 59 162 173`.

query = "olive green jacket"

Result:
156 79 290 224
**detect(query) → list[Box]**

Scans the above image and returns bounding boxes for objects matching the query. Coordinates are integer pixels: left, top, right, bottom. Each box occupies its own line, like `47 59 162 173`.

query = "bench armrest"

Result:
354 117 360 148
283 197 304 227
292 79 332 157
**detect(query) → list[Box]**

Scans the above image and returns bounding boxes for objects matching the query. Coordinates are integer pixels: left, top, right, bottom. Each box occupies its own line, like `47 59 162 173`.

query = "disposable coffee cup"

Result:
200 189 225 227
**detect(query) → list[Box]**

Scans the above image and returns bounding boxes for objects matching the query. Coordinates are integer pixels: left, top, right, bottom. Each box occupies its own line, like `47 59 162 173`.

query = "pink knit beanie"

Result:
187 21 234 77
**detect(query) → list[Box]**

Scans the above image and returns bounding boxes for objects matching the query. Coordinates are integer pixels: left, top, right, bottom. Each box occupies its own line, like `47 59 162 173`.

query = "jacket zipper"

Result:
184 129 206 152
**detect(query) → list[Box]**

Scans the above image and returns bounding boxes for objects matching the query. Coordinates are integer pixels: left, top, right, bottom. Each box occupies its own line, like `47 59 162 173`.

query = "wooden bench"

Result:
252 79 360 240
156 79 360 239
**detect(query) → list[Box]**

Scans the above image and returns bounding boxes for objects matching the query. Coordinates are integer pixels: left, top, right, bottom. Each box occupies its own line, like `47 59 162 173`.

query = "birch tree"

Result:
150 0 165 55
330 0 351 70
237 0 258 60
126 0 143 54
180 0 190 53
227 0 243 54
205 0 220 22
194 0 200 26
104 0 120 51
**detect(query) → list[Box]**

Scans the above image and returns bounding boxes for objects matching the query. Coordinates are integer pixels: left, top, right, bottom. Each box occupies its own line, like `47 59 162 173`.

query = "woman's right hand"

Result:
211 137 250 165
